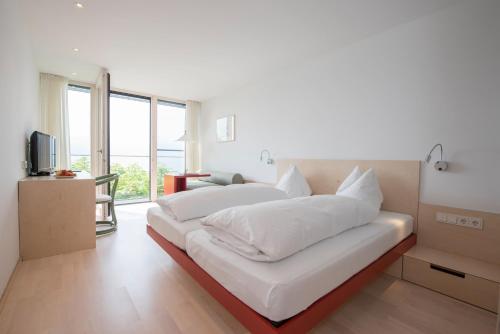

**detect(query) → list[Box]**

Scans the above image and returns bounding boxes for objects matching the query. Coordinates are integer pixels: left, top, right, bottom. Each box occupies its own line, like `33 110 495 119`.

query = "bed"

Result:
147 206 202 250
147 159 420 333
186 211 413 322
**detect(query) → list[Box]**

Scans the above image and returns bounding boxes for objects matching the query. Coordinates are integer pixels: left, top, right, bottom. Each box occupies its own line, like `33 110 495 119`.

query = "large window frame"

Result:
108 89 186 203
109 90 152 204
67 82 186 204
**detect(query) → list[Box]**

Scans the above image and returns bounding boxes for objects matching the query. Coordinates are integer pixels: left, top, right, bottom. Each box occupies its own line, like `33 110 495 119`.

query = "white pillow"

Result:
336 166 362 193
275 165 312 198
336 168 383 209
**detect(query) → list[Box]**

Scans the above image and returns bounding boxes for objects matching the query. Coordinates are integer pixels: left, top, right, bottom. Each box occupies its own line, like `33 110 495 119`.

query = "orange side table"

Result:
163 173 211 195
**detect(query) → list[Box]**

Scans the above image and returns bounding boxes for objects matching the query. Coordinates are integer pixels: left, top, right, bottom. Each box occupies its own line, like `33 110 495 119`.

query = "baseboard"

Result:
0 258 20 314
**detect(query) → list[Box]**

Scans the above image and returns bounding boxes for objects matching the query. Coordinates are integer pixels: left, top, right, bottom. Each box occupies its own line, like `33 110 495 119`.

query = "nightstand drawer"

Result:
403 256 499 312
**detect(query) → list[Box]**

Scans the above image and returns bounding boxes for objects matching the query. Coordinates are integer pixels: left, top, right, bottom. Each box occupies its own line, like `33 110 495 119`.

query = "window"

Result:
110 92 151 203
68 85 91 173
156 100 186 195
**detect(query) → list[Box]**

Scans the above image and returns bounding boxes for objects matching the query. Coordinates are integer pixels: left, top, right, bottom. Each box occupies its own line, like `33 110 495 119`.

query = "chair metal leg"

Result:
96 226 116 236
96 202 117 236
110 202 117 226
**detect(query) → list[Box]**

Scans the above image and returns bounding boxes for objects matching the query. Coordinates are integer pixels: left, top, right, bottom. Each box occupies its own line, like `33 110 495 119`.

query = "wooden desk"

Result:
163 173 211 195
18 174 96 260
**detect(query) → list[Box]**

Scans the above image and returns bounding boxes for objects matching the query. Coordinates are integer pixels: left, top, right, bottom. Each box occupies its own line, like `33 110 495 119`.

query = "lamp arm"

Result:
425 143 443 163
259 149 274 165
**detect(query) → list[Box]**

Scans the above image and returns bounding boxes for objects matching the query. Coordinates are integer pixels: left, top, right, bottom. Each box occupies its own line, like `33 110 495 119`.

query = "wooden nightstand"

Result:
403 246 500 313
163 173 211 195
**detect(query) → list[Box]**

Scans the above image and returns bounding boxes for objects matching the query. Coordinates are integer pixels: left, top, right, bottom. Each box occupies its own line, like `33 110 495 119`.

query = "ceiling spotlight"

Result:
71 72 77 76
74 2 84 8
73 48 79 52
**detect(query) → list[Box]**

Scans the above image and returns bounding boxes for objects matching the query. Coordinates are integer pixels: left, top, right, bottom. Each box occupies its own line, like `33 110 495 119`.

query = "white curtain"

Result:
93 70 110 220
185 100 201 172
39 73 70 169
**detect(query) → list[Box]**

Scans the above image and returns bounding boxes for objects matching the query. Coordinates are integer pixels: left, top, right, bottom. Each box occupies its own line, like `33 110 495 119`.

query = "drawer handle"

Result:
430 264 465 278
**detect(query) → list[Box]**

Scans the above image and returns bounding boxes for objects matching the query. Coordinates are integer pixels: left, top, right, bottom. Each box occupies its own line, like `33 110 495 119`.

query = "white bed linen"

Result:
186 211 413 322
202 195 379 262
157 183 287 222
147 206 202 250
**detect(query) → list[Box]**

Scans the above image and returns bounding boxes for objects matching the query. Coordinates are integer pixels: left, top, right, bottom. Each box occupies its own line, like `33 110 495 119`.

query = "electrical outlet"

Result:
436 212 450 223
455 215 483 230
436 212 457 225
436 212 483 230
456 216 468 227
446 215 458 224
466 217 483 230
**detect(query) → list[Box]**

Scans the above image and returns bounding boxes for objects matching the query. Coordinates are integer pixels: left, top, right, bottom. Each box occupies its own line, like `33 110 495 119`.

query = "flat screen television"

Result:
29 131 56 176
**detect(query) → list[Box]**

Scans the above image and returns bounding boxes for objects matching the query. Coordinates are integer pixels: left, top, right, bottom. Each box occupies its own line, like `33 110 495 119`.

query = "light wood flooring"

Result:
0 203 496 334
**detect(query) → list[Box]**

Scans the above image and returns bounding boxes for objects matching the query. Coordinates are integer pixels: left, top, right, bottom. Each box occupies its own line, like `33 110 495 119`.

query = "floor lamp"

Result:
176 131 191 174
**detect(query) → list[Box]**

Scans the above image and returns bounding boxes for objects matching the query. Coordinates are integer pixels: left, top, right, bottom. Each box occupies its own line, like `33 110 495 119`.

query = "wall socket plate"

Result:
436 212 483 230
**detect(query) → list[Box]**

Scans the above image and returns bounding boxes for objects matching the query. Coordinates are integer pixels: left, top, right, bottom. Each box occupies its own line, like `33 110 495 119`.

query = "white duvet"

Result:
156 183 287 222
201 195 379 262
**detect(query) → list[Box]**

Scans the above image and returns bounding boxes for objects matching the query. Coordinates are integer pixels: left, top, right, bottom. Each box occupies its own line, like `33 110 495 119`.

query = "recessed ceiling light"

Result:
73 48 79 52
71 72 77 76
74 2 84 8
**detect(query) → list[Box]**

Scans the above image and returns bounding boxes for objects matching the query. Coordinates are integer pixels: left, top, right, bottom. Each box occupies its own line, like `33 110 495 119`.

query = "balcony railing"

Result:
70 150 185 203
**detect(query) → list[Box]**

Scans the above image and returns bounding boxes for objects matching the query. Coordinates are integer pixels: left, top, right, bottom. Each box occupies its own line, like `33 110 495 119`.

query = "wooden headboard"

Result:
277 159 420 222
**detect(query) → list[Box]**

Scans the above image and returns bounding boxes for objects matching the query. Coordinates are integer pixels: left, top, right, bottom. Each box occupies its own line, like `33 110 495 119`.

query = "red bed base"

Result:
147 224 417 334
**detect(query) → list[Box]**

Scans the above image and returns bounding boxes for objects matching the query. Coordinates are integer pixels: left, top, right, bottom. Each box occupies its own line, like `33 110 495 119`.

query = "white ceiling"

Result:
20 0 456 101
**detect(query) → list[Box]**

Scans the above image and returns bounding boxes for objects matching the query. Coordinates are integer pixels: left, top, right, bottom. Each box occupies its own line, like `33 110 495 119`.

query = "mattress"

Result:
186 211 413 322
147 206 202 250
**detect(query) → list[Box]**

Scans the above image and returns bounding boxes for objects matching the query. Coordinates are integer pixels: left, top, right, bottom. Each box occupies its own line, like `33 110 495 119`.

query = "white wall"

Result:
200 0 500 214
0 1 39 295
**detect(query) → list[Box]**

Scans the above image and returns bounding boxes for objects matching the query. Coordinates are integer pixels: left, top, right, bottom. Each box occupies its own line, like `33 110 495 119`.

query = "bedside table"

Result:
163 173 211 195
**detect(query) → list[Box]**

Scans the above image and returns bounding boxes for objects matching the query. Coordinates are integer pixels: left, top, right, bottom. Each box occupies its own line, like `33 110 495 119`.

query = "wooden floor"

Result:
0 203 496 334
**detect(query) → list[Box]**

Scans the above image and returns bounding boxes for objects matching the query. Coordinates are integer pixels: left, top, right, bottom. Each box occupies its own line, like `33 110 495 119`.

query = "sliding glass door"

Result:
109 92 151 203
156 100 186 195
68 83 186 203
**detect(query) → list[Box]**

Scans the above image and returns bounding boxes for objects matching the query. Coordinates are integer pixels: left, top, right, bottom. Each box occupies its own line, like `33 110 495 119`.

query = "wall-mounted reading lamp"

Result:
260 149 274 165
425 143 448 171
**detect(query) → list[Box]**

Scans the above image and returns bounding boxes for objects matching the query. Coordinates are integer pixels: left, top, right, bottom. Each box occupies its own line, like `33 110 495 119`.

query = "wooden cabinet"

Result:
18 175 96 260
403 246 500 313
403 256 498 312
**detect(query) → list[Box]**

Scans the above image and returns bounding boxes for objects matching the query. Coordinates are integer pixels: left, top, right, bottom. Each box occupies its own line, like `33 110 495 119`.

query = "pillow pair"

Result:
336 166 383 209
275 164 384 209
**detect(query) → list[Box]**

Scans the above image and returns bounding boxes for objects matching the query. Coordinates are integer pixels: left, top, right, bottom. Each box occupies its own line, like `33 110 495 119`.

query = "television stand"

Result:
30 171 51 176
18 173 96 260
